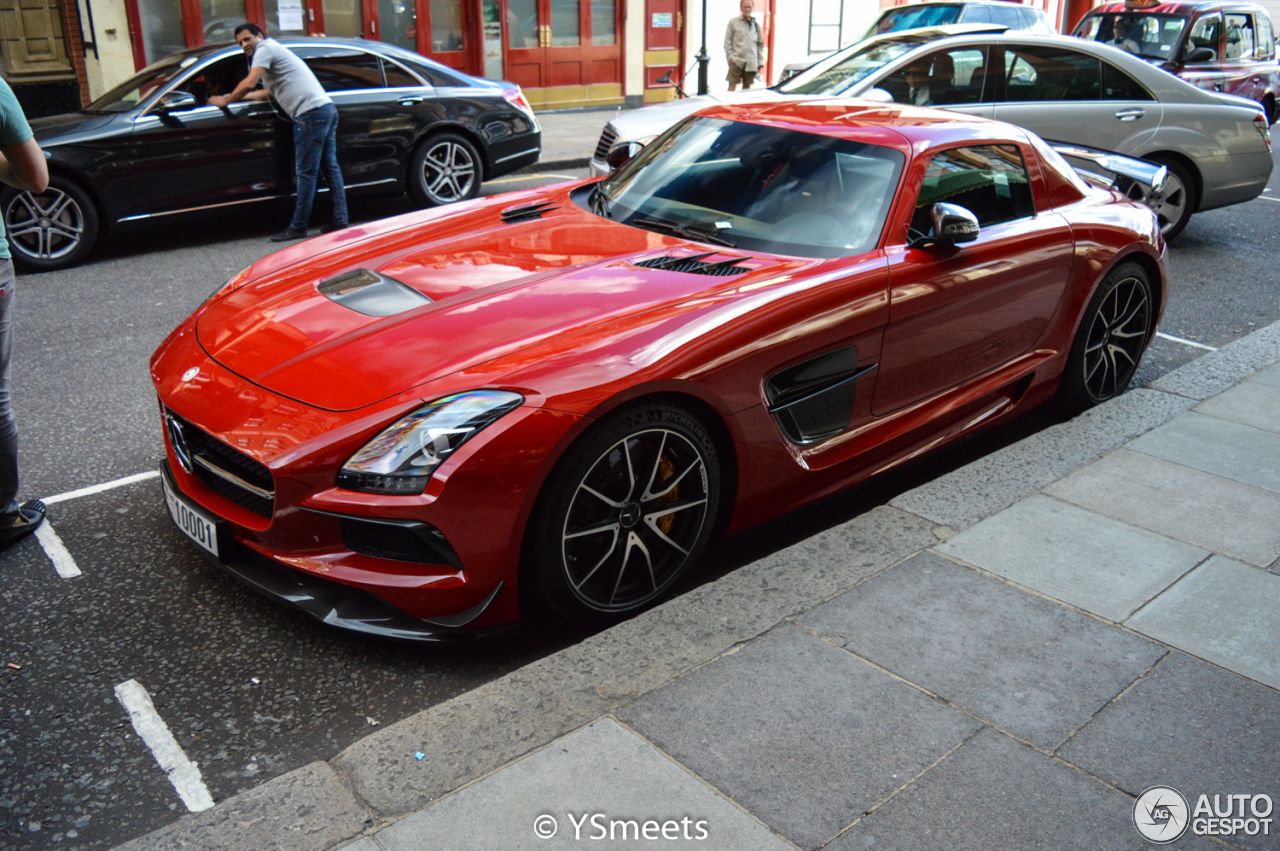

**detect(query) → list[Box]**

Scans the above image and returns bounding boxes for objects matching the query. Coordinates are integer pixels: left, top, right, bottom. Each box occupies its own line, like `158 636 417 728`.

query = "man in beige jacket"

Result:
724 0 765 90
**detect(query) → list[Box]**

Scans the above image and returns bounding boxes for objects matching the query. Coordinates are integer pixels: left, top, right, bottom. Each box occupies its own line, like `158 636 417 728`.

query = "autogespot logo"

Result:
1134 786 1190 844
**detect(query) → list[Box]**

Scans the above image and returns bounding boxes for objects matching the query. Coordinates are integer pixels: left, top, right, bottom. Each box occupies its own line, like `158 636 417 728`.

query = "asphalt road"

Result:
2 155 1278 849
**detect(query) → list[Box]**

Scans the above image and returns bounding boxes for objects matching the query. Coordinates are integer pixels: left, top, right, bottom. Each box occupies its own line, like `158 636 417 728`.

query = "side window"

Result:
382 59 424 87
1186 12 1223 61
886 46 991 107
180 54 250 107
1225 14 1256 59
989 4 1023 29
960 5 991 23
1004 45 1101 102
1257 13 1274 58
295 48 385 91
1103 62 1154 100
911 145 1035 235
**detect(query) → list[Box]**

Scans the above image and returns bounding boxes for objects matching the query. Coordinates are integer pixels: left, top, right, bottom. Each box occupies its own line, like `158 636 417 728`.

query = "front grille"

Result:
594 124 618 161
634 255 752 276
166 410 275 518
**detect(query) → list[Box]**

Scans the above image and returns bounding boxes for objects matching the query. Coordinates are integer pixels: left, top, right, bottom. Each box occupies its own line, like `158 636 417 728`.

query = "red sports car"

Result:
151 101 1167 640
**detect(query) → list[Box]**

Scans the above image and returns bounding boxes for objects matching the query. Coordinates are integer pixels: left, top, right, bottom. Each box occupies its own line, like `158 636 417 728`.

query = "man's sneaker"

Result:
0 499 46 550
270 227 309 242
320 221 348 235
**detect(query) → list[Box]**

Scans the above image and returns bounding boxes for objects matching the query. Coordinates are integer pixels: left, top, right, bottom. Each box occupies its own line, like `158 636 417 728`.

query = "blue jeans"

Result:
0 261 20 518
290 104 347 231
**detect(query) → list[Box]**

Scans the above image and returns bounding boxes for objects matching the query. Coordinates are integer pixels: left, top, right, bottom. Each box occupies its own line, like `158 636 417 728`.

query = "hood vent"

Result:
634 253 753 277
501 202 561 224
317 269 432 317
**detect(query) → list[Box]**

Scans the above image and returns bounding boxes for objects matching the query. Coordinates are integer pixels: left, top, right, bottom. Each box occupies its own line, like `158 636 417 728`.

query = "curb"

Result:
113 319 1280 851
512 156 591 174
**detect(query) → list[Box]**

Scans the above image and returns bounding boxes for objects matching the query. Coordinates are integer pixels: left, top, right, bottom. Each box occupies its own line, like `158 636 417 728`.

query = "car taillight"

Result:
1254 112 1272 152
503 87 534 117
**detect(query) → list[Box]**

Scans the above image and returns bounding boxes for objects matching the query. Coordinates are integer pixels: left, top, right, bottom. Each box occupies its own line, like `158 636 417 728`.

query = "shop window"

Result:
808 0 843 54
430 0 466 51
591 0 616 45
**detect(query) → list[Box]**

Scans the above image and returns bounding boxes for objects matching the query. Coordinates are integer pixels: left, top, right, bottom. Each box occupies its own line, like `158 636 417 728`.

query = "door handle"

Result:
398 96 426 105
1115 108 1146 121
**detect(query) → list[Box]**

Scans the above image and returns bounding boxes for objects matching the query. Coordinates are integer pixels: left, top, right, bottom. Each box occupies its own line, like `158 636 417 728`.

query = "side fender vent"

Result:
501 202 561 223
634 254 753 276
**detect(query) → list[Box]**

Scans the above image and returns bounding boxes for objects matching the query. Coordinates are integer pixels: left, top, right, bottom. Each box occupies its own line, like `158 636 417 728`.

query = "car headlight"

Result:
337 390 524 494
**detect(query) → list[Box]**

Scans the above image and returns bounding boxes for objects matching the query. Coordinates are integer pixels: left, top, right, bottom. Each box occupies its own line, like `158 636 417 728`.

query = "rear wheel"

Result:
521 403 720 627
408 133 482 207
1 176 99 272
1144 157 1195 240
1058 262 1153 411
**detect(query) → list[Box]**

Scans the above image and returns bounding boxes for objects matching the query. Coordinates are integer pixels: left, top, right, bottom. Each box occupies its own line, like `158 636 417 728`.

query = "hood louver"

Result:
318 269 432 317
501 202 561 224
634 253 753 276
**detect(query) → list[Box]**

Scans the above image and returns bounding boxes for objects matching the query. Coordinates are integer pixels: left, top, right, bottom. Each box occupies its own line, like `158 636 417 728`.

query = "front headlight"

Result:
337 390 524 495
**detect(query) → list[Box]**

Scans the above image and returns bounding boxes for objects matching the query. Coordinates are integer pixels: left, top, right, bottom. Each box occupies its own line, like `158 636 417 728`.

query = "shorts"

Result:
727 62 756 87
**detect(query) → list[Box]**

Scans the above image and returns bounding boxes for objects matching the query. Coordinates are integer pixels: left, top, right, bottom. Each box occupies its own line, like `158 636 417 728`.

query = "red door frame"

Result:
124 0 269 70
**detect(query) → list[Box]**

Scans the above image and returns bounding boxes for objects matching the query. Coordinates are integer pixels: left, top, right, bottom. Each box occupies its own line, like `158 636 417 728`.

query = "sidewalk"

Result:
116 320 1280 851
524 107 629 172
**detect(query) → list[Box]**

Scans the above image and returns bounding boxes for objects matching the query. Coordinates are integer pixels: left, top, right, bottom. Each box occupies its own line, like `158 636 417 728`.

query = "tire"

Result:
1263 95 1277 126
520 403 721 627
1 176 99 272
1144 157 1196 241
407 132 482 207
1058 262 1153 411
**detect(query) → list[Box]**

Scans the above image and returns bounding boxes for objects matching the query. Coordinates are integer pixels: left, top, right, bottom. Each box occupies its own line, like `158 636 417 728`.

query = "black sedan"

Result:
2 38 541 271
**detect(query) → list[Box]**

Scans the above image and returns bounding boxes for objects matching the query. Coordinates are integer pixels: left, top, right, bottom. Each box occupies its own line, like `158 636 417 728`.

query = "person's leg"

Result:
318 105 347 229
0 261 19 518
742 69 756 88
727 61 742 91
287 109 326 233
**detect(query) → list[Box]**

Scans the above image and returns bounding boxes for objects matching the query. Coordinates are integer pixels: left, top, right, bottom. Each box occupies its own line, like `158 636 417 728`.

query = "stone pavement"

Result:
116 322 1280 851
526 107 628 171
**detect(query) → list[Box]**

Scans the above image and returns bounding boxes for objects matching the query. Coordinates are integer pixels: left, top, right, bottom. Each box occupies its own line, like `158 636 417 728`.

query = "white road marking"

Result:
1257 194 1280 204
1157 331 1218 351
44 470 160 505
486 173 581 184
34 522 80 579
114 680 215 812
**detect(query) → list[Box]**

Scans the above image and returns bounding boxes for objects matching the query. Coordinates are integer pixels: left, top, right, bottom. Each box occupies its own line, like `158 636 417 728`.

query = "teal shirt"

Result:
0 78 34 261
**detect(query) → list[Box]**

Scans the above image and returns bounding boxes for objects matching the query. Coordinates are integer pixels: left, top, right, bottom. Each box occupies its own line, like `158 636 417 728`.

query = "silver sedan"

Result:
591 25 1273 238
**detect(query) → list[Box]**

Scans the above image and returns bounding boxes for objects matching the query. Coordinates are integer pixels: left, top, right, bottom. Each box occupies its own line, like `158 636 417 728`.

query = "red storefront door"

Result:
504 0 620 103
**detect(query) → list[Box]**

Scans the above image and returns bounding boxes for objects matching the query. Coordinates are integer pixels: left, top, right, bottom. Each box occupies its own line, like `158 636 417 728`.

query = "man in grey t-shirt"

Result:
210 24 347 241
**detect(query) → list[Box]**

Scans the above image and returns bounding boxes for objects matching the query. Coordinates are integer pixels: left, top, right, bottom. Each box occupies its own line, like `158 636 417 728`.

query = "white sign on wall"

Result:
278 0 305 31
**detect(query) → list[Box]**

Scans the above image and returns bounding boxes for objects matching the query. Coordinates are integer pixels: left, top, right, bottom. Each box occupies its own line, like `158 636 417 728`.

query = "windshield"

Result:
1074 12 1189 62
779 39 920 96
84 52 202 113
594 117 905 259
867 4 962 39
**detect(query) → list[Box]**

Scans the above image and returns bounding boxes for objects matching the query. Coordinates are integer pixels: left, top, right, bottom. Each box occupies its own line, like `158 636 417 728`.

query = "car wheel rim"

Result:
420 141 476 203
1083 275 1150 402
4 189 85 261
561 428 710 612
1146 171 1186 235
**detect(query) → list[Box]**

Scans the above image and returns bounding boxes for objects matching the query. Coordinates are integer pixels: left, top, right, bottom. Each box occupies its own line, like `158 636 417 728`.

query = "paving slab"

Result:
1194 379 1280 434
1149 317 1280 400
800 553 1166 750
828 727 1219 851
618 625 981 850
373 718 791 851
1255 362 1280 388
1125 556 1280 690
1128 411 1280 495
1060 652 1280 851
1046 449 1280 569
937 493 1209 620
889 388 1195 529
113 761 371 851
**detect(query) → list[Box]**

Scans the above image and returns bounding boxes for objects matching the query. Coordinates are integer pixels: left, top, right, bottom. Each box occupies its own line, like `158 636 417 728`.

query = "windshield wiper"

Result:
634 217 737 247
589 182 613 217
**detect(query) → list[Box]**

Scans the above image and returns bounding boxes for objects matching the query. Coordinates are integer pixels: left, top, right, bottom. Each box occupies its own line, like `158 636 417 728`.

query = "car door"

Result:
113 52 284 221
995 42 1162 155
872 143 1075 416
289 45 439 190
870 44 996 118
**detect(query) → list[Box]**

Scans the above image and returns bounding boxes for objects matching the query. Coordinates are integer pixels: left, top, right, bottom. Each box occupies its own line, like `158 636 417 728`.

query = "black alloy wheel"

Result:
408 132 482 207
1060 262 1152 409
522 404 720 626
1 177 99 272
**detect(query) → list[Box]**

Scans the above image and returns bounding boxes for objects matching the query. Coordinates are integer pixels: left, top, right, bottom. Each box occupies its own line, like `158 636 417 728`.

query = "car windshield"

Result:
1074 12 1189 61
778 38 921 96
867 4 962 38
594 117 905 259
84 53 201 113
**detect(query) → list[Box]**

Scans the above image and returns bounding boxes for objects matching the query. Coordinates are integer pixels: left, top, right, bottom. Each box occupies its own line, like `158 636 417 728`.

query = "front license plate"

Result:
163 474 219 558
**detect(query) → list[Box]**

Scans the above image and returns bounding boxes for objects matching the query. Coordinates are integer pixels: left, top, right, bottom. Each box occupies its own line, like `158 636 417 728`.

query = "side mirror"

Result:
156 91 198 113
1184 46 1216 63
929 202 980 244
862 87 895 104
606 140 645 172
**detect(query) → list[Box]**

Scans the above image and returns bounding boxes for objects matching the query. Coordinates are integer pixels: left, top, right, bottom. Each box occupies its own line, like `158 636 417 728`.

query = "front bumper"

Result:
161 462 515 643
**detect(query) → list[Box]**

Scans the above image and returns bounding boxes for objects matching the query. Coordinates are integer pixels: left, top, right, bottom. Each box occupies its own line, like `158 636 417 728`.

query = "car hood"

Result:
28 111 121 144
607 89 788 146
195 192 794 411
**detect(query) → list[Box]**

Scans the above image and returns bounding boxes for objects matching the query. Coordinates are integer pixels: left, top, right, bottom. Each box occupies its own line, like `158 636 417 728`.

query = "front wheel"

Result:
1144 157 1195 240
1058 262 1153 411
520 403 721 627
1 177 99 272
408 133 482 207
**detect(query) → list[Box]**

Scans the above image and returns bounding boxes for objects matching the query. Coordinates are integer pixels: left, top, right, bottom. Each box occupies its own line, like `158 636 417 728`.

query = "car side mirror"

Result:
929 202 980 244
1184 46 1216 63
862 87 895 104
606 140 645 172
156 91 198 113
